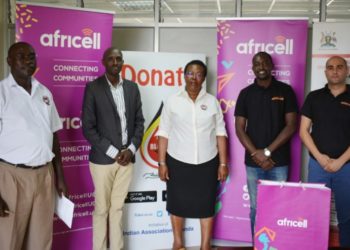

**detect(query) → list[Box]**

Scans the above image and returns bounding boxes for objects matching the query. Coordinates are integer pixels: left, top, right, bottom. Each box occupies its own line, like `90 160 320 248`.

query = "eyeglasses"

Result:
185 71 204 79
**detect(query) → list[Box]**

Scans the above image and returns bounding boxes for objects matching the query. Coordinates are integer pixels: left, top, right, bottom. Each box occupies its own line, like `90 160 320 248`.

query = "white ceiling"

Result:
14 0 350 24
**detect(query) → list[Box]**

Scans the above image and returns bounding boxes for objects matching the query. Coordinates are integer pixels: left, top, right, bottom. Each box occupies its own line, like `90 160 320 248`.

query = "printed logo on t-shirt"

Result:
340 101 350 107
271 96 284 101
42 96 50 105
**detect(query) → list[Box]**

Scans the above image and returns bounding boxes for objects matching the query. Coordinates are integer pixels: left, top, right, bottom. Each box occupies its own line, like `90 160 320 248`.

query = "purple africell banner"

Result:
16 3 113 249
214 19 308 243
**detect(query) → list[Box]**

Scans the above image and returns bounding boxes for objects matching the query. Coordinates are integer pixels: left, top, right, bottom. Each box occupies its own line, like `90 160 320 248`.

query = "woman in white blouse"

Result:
157 60 228 250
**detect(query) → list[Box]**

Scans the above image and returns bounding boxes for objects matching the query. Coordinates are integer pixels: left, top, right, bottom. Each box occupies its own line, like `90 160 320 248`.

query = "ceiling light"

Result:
163 1 174 14
217 0 222 14
135 18 143 23
112 1 153 11
327 0 335 6
267 0 276 14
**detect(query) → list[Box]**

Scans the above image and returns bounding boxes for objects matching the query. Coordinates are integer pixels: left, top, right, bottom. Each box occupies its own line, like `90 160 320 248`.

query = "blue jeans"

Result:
308 157 350 247
246 165 288 236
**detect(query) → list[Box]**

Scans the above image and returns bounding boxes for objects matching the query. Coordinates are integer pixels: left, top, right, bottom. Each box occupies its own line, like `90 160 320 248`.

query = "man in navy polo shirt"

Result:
300 55 350 247
235 51 298 236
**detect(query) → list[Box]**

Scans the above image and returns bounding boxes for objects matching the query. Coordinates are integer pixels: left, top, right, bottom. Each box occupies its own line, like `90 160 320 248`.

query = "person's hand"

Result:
324 158 344 173
158 165 169 182
251 149 269 166
117 149 133 166
316 154 331 169
260 158 275 171
218 164 229 181
56 176 68 197
0 196 10 217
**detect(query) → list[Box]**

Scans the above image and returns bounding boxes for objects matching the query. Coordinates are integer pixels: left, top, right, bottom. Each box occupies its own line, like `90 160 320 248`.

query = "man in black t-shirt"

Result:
300 55 350 247
234 51 298 237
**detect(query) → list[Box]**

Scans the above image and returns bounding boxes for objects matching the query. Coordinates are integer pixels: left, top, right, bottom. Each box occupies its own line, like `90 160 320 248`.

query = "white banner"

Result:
121 51 205 250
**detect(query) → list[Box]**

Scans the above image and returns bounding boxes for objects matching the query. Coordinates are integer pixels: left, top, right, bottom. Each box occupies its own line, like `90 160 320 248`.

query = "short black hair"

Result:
103 47 123 60
184 60 207 77
252 51 274 66
8 42 34 57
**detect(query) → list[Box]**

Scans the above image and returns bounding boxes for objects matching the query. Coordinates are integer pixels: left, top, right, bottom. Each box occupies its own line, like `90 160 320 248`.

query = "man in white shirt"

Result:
0 42 67 250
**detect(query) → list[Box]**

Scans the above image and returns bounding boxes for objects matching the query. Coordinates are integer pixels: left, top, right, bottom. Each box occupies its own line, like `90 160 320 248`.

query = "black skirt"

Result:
166 153 219 218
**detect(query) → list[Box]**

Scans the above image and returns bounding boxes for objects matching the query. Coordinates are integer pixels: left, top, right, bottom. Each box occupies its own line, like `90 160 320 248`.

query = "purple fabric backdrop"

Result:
16 3 113 249
214 19 308 243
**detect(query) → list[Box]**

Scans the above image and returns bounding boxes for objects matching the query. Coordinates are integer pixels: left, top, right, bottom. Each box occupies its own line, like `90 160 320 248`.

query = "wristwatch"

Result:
264 148 271 157
158 162 166 167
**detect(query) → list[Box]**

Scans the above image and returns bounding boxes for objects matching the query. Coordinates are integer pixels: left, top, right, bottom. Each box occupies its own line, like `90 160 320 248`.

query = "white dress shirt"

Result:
105 75 136 159
157 88 227 165
0 74 62 166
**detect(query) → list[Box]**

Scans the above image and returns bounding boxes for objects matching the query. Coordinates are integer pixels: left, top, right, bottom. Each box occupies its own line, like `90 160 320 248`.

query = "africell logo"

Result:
236 36 294 55
61 117 82 130
40 29 101 49
277 217 308 228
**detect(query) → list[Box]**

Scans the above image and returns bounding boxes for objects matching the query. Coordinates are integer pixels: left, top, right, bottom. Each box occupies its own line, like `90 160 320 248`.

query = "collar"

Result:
253 76 276 90
323 83 350 95
178 87 207 100
105 74 123 88
8 73 39 94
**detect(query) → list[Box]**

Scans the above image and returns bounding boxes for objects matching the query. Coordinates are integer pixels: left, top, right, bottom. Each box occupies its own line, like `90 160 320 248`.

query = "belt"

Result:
0 159 47 169
120 145 128 150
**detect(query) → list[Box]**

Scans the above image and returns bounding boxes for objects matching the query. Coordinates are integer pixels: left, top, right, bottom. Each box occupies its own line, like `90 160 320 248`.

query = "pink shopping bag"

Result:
254 181 331 250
